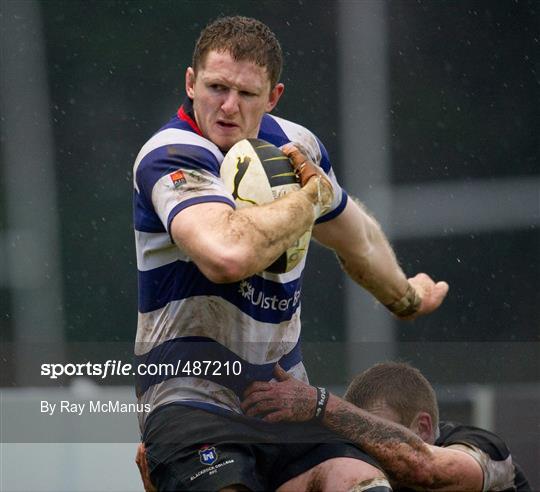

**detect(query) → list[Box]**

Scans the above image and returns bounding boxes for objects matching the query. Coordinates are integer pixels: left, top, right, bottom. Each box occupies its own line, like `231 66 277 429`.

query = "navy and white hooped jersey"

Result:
133 98 348 429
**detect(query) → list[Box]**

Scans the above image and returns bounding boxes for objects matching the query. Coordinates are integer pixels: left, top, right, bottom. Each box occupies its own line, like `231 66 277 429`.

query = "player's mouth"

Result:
216 120 239 131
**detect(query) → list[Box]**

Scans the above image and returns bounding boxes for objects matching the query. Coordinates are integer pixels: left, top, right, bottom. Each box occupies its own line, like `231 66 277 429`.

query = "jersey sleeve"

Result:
263 114 349 225
313 136 348 225
288 133 348 225
134 137 235 233
438 422 518 491
445 443 515 491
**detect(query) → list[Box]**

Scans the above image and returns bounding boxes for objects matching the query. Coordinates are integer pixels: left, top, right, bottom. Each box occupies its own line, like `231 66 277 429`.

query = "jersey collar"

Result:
177 97 203 136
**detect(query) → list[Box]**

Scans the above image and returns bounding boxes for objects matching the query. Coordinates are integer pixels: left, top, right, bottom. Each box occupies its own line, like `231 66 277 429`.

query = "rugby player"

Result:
241 362 531 491
133 16 448 491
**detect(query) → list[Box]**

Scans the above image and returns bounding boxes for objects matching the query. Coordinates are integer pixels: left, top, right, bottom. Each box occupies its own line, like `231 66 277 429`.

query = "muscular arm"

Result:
314 198 408 305
171 178 320 283
242 367 483 491
325 395 484 491
313 198 448 317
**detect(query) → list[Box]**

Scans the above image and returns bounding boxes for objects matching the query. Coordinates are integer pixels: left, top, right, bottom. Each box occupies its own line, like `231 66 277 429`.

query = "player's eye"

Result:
209 84 227 92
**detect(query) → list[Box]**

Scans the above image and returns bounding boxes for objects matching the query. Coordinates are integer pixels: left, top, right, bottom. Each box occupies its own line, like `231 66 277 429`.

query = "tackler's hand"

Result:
135 443 157 492
281 143 334 219
241 364 319 423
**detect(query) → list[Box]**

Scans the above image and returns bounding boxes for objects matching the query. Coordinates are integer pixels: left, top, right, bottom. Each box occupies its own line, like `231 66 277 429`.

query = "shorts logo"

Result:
170 170 186 188
199 446 218 466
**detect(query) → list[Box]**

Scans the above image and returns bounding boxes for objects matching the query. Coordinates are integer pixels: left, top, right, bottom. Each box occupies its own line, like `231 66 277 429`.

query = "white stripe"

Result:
268 114 322 164
268 114 344 214
135 296 301 363
135 230 189 271
133 128 224 192
151 173 186 231
151 169 234 230
321 167 345 215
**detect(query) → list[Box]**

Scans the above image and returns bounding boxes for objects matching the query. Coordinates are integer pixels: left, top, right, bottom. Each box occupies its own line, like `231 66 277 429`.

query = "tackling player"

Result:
133 15 448 491
241 362 531 491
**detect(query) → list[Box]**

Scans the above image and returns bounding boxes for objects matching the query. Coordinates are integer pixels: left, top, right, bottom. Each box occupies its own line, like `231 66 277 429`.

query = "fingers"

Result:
243 367 290 401
282 145 316 187
243 381 273 399
273 363 290 381
407 273 450 317
241 392 281 417
136 443 156 492
281 143 308 168
281 144 325 187
280 143 335 219
263 409 291 423
241 389 266 412
431 280 449 307
242 373 287 415
435 280 449 297
135 443 145 468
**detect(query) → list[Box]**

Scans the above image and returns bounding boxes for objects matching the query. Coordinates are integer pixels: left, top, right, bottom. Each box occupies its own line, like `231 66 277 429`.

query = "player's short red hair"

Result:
192 16 283 88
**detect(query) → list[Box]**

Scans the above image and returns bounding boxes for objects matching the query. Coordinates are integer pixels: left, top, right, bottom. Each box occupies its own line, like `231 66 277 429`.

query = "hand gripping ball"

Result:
220 138 311 274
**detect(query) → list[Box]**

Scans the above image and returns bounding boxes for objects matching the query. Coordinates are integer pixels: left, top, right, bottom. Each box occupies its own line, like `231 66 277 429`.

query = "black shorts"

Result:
143 403 381 491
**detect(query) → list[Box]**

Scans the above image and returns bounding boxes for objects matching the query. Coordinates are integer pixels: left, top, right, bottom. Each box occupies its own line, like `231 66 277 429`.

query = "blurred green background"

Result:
1 1 539 488
1 0 538 380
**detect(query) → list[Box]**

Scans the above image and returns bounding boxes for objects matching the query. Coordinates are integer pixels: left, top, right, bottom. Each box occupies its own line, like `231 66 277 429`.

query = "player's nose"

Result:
220 91 240 115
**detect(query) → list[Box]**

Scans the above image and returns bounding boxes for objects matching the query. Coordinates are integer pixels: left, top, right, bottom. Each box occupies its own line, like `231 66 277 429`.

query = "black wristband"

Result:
314 387 329 421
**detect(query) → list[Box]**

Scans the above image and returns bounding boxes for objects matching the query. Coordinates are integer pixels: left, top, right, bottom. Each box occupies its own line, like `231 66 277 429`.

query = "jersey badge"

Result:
199 446 218 466
170 170 186 188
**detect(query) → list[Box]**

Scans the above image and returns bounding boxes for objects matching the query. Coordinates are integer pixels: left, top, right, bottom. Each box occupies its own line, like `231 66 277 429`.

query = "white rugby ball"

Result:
220 138 311 274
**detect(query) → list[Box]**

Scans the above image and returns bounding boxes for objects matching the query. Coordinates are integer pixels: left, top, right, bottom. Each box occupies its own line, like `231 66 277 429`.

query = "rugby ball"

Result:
220 138 311 274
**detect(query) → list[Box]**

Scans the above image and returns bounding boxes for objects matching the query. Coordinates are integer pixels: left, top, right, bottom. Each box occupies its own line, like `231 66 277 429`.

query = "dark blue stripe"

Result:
258 114 290 148
358 488 391 492
166 400 236 416
135 144 221 204
135 336 302 397
133 191 166 233
315 135 332 174
166 195 236 232
259 116 333 174
316 191 349 224
138 260 302 322
156 115 191 133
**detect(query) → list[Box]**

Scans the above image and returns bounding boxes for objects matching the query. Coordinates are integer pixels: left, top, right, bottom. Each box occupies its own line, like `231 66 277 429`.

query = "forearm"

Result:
337 218 408 305
243 368 474 490
315 199 447 318
316 199 409 305
323 395 447 489
175 179 320 282
224 182 317 275
208 141 333 280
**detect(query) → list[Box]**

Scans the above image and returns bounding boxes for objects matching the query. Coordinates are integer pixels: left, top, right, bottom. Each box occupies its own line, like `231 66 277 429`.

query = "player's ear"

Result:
411 411 434 443
186 67 196 98
266 83 284 112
